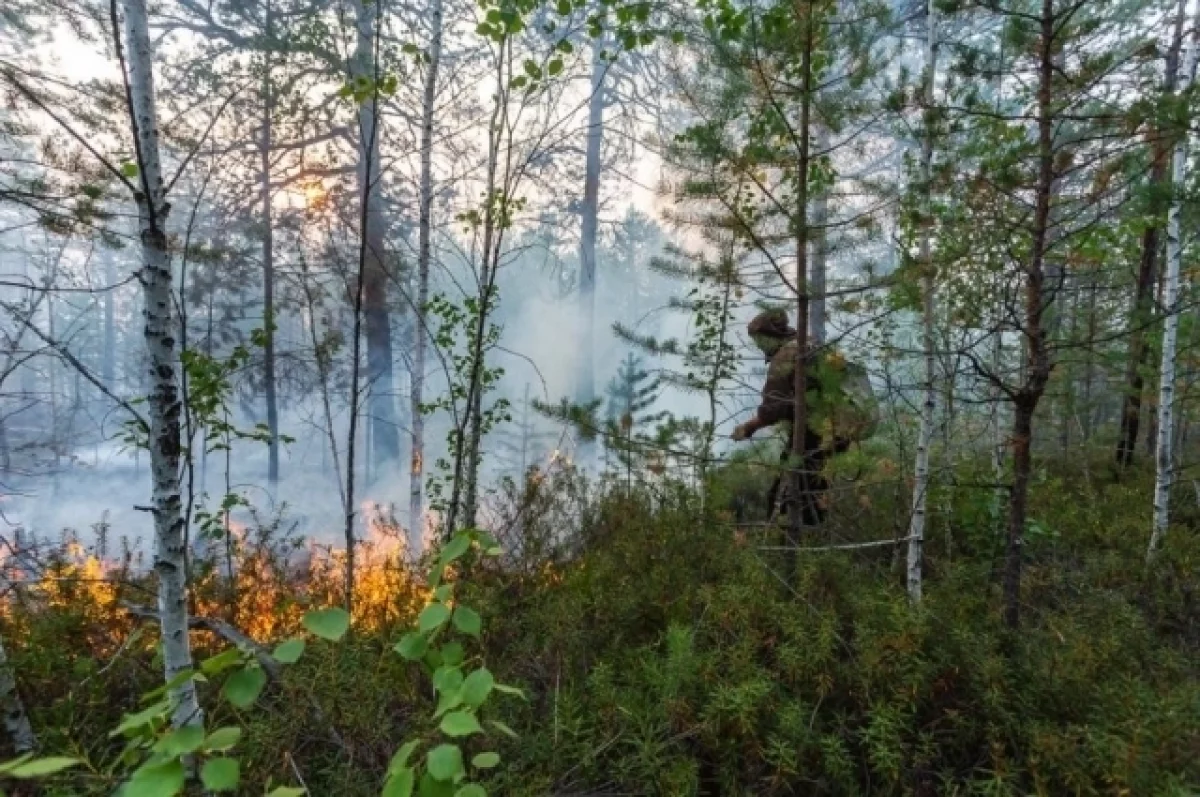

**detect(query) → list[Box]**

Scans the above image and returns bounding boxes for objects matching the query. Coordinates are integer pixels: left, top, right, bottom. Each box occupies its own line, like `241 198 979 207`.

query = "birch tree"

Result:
1149 0 1199 561
118 0 203 728
0 631 35 753
907 0 937 604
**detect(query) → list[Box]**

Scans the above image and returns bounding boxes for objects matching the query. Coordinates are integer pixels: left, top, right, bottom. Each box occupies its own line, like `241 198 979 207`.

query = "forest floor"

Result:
2 448 1198 795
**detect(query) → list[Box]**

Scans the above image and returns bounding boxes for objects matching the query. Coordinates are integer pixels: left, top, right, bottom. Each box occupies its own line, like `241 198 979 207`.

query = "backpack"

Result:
810 351 880 447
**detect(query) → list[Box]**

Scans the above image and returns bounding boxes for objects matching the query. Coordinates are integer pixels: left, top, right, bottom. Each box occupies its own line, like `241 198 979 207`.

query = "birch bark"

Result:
0 632 35 753
121 0 203 729
1149 0 1200 560
907 0 937 604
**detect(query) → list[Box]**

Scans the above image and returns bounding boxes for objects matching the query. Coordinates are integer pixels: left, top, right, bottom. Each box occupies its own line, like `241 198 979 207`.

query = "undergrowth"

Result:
1 454 1197 795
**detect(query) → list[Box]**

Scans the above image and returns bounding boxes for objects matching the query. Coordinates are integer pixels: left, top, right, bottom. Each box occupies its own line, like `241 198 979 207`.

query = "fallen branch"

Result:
120 602 345 751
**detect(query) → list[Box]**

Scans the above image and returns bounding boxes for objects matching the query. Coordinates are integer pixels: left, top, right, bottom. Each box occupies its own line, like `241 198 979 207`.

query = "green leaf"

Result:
120 162 139 178
6 757 82 778
418 772 454 797
523 59 542 79
452 606 481 636
439 711 482 737
152 725 205 755
143 668 197 701
493 683 527 700
419 603 451 633
388 740 421 774
265 788 306 797
426 744 464 783
440 534 471 564
487 719 519 739
432 666 464 695
439 641 464 666
433 584 454 602
548 58 564 76
223 667 267 708
455 786 486 797
203 726 242 753
112 700 170 737
471 752 500 769
201 648 244 676
395 633 428 661
460 668 494 708
433 687 464 718
200 758 240 792
383 768 415 797
273 637 306 664
303 607 351 641
555 0 571 13
126 760 185 797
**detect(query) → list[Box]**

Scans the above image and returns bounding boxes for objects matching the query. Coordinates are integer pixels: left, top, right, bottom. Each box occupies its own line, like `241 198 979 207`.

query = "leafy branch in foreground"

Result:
387 528 526 797
0 606 351 796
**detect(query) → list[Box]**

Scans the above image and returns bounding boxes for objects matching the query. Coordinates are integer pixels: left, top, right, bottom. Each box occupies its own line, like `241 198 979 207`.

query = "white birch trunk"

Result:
1150 1 1200 560
0 632 35 753
121 0 203 729
907 0 937 603
409 0 444 557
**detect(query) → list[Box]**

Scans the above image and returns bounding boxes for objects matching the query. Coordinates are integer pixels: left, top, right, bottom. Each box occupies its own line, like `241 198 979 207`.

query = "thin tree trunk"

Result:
119 0 202 729
261 0 280 489
456 52 507 533
354 0 399 473
1003 0 1057 630
788 0 815 548
1116 0 1185 470
908 0 937 604
1149 0 1199 560
0 632 35 753
409 0 444 555
576 39 605 457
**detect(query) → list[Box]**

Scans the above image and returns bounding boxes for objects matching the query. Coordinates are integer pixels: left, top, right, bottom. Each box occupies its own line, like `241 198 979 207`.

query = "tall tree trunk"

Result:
261 0 280 489
353 0 399 472
120 0 202 729
1003 0 1057 630
576 39 605 453
0 632 35 753
908 0 937 604
788 0 815 547
1116 0 1184 470
458 52 508 532
409 0 444 555
1149 0 1199 561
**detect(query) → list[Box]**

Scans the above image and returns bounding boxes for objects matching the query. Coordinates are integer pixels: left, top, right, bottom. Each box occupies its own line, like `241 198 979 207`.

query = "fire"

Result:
1 505 435 658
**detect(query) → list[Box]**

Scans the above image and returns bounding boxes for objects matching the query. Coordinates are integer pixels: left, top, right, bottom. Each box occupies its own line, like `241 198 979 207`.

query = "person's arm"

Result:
733 358 794 441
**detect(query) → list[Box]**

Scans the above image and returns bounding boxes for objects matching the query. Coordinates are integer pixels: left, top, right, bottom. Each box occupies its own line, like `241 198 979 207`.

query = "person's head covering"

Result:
748 310 794 359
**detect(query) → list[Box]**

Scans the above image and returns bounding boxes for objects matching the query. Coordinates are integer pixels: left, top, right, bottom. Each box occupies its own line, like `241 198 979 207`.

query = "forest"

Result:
0 0 1198 793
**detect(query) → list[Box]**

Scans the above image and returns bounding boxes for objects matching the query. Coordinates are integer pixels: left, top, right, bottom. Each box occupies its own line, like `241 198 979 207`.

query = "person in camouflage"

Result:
731 309 850 524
